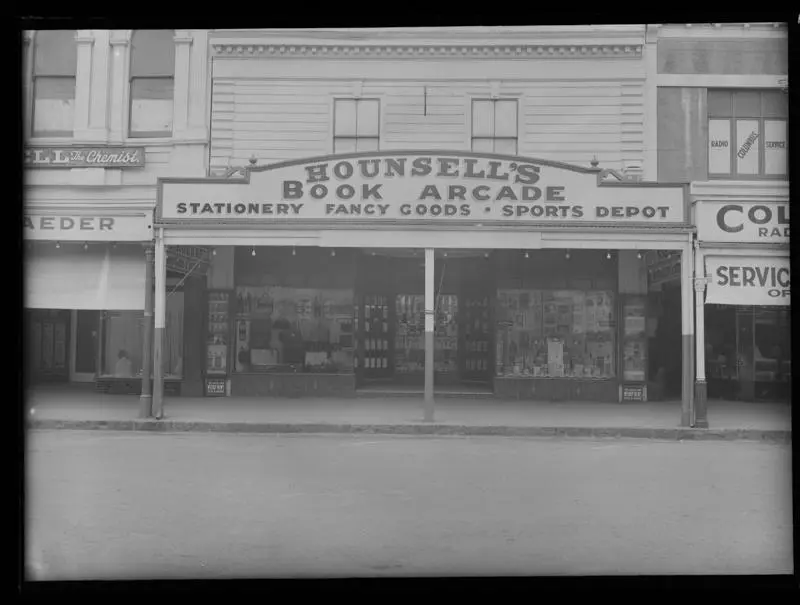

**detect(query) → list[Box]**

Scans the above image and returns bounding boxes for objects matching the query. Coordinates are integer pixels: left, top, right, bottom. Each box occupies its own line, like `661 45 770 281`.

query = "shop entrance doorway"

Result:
355 250 495 393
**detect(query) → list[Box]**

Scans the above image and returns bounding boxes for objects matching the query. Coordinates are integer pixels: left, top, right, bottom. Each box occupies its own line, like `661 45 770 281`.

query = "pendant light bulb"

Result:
606 251 612 260
637 251 643 260
524 251 529 259
331 249 336 257
565 250 570 260
212 247 217 256
83 242 89 251
55 241 61 249
292 247 296 256
251 247 256 257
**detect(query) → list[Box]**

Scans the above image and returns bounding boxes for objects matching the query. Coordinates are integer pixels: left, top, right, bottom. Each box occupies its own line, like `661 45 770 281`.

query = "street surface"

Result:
26 431 792 579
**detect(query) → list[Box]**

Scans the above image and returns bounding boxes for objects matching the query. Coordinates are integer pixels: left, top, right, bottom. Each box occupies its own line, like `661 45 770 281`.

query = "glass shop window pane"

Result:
32 77 75 136
494 100 518 138
334 99 357 137
472 100 494 138
356 99 380 137
130 77 174 136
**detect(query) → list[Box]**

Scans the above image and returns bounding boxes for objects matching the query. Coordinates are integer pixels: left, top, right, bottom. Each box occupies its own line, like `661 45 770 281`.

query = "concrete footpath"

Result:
25 387 791 442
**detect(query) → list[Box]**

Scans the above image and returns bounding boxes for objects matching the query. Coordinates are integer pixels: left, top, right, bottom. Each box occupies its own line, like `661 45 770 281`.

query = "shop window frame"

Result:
707 89 788 181
470 97 519 155
332 97 381 154
128 29 175 139
29 30 78 139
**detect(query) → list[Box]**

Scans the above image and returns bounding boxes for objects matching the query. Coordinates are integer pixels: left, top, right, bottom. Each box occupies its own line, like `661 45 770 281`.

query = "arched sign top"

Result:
157 151 688 227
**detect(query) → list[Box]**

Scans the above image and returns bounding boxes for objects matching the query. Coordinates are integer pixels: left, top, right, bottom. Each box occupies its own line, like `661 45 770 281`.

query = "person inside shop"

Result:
115 349 133 377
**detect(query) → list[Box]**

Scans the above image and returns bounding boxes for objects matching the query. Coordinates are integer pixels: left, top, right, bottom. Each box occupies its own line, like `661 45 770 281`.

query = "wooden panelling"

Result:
210 76 645 173
657 38 788 75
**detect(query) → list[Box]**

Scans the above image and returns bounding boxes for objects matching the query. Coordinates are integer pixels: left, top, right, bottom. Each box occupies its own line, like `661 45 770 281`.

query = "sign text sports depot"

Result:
166 153 685 223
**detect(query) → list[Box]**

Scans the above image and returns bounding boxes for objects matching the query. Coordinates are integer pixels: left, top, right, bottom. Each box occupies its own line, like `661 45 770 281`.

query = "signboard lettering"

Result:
696 201 789 243
160 153 686 224
622 385 646 402
205 378 227 397
24 146 145 168
705 256 790 306
23 214 153 241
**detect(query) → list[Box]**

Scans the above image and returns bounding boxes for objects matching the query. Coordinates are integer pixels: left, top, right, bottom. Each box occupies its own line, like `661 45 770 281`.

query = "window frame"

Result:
128 30 175 139
470 97 520 156
30 30 78 139
707 89 788 181
332 97 381 154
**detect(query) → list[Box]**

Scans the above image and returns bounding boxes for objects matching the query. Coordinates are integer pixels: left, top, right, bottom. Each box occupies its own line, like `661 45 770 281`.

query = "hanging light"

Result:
55 241 61 249
565 250 570 260
637 250 643 260
251 247 256 257
83 242 89 251
484 252 489 259
606 251 612 260
331 249 336 257
212 247 217 256
524 251 529 259
292 246 296 256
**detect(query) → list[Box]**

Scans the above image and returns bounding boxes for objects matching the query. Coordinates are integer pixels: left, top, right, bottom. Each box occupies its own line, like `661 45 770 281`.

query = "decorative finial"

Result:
249 155 258 166
590 156 599 168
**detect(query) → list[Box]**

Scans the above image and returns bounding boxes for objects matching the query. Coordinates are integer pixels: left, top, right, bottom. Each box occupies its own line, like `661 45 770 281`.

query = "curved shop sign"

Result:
696 201 789 243
158 152 687 224
705 256 790 306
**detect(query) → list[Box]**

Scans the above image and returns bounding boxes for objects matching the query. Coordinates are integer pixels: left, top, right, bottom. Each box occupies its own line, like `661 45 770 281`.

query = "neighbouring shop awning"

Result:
25 243 145 310
705 255 790 307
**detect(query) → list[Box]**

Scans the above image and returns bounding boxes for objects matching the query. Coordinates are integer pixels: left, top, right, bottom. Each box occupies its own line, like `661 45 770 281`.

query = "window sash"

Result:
708 116 788 179
334 136 379 153
32 75 75 138
334 99 380 139
471 137 518 155
129 76 174 137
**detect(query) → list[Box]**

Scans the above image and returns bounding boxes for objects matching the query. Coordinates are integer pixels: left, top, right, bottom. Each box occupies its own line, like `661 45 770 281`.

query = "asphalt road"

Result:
25 431 793 580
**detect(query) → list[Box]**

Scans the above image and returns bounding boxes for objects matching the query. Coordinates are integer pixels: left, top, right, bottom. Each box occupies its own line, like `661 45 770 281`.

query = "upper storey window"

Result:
334 99 380 153
129 30 175 138
471 99 518 155
708 90 788 179
32 30 77 138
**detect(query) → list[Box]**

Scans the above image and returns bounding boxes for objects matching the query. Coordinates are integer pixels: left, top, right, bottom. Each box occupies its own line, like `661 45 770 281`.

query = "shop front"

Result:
694 198 791 416
23 209 154 390
152 151 694 420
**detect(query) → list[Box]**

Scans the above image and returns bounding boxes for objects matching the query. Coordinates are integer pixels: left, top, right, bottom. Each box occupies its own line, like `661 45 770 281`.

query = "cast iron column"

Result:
693 240 709 428
152 230 167 419
138 245 155 418
680 242 695 428
424 248 435 422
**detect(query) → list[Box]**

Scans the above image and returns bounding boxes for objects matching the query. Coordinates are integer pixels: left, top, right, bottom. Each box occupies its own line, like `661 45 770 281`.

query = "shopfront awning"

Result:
24 243 145 310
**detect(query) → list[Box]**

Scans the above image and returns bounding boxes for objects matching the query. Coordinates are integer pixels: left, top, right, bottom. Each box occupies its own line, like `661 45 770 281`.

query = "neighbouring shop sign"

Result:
205 378 227 397
158 152 687 224
24 146 145 168
23 214 153 241
696 201 789 244
621 384 646 402
705 256 790 306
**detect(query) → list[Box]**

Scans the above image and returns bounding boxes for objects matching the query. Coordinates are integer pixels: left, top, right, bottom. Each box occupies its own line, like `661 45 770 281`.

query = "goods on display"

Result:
495 289 616 378
206 290 230 376
233 286 354 373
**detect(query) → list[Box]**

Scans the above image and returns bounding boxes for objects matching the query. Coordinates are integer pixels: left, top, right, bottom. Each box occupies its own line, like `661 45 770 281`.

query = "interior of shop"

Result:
705 304 791 403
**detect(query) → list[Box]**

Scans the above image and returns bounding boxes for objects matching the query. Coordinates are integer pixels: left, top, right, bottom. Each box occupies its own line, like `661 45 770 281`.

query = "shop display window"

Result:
495 290 616 379
100 292 184 379
234 286 355 374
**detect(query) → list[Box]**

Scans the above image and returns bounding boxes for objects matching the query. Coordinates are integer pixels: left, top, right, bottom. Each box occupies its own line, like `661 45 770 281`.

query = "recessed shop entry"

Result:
355 250 495 390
